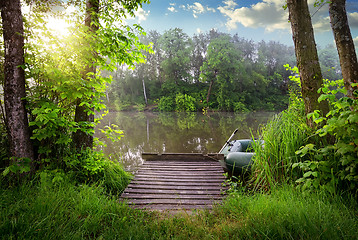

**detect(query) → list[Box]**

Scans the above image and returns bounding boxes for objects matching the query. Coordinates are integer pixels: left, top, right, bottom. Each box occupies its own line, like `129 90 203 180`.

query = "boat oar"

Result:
219 128 238 153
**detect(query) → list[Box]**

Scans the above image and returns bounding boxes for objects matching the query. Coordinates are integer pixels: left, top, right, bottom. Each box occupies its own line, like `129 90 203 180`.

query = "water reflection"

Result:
95 111 275 173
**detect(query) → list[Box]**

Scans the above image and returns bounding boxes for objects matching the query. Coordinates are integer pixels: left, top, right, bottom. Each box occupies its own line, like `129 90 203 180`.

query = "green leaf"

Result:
2 167 10 176
292 162 300 169
303 171 313 178
347 113 358 123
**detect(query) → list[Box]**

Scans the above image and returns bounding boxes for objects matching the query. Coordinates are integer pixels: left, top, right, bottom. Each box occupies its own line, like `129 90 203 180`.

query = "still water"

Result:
95 111 276 173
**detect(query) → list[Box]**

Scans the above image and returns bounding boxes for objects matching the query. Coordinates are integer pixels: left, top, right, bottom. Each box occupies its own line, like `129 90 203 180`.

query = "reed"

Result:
251 105 310 191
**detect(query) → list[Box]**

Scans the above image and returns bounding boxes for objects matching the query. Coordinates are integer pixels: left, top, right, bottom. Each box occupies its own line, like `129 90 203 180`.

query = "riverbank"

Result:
1 181 357 239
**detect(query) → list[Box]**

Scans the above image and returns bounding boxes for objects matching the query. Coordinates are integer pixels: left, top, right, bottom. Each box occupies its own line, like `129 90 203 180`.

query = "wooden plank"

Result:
121 193 223 200
141 165 222 169
130 180 224 186
132 177 225 182
132 204 214 210
123 189 223 195
142 163 222 168
138 167 223 172
121 154 227 211
143 161 221 166
142 153 224 161
134 175 225 180
125 184 227 191
135 171 225 176
126 199 220 205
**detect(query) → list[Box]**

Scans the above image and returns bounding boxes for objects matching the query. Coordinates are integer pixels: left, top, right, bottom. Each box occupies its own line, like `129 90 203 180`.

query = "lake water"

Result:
95 111 276 173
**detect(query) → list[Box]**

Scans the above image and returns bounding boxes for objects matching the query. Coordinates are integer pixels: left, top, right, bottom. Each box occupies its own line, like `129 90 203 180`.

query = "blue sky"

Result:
129 0 358 47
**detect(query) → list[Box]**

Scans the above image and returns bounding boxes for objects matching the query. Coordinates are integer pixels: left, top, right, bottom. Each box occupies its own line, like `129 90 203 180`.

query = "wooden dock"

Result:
121 153 227 211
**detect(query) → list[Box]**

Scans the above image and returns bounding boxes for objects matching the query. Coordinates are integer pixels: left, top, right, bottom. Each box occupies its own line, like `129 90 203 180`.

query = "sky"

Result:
128 0 358 48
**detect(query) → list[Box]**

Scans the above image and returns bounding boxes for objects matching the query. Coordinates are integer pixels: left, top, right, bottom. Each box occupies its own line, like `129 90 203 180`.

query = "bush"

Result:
157 96 175 111
294 80 358 195
233 101 248 112
175 93 197 112
63 148 131 194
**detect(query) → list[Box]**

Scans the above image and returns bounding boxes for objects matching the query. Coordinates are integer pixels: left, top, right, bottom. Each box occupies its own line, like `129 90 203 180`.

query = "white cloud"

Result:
312 6 358 32
217 0 356 33
222 0 237 9
168 6 177 12
349 12 358 28
354 36 358 46
312 16 331 32
181 2 216 19
135 8 150 23
218 0 289 32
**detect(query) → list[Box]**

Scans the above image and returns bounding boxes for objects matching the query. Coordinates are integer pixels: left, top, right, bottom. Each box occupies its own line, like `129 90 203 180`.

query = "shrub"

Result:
295 80 358 195
63 148 131 194
175 93 197 112
233 101 248 112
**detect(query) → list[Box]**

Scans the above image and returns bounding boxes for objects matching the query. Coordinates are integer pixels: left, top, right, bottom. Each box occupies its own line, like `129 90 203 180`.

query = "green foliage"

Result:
233 101 249 112
10 0 151 173
63 148 131 193
157 96 175 111
158 28 193 83
107 29 310 112
175 93 197 112
98 124 124 144
295 80 358 194
294 144 338 194
2 158 32 177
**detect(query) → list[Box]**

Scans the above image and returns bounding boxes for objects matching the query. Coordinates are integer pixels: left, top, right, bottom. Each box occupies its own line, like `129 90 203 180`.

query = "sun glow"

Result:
46 6 77 38
46 17 71 37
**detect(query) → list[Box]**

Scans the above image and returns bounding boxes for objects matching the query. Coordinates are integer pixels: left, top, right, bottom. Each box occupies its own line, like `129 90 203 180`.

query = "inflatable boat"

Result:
219 129 261 176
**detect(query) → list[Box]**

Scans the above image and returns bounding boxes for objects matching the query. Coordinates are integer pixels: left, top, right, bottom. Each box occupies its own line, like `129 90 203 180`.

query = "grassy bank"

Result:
1 181 357 240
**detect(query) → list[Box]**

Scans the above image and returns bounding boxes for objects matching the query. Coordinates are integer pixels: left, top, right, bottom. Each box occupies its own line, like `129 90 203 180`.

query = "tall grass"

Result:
0 181 153 239
1 182 357 239
251 104 310 191
216 186 358 240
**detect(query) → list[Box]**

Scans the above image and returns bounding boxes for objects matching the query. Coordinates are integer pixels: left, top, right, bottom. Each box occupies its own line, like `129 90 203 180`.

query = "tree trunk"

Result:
142 79 148 106
329 0 358 98
1 0 34 162
206 79 214 105
287 0 330 128
73 0 99 151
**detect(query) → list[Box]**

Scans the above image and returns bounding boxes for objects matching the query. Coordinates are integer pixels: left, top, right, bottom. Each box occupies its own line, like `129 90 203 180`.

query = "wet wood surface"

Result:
121 153 227 211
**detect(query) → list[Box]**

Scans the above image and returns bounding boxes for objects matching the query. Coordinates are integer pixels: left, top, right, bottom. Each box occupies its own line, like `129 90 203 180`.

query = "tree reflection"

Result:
95 111 275 173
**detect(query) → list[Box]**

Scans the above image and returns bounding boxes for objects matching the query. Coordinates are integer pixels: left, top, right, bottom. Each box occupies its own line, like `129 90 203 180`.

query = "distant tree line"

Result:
106 28 342 112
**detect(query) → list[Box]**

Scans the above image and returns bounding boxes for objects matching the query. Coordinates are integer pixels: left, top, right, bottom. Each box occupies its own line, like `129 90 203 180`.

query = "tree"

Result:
191 33 209 83
158 28 193 84
1 0 34 163
200 35 243 110
329 0 358 98
286 0 329 127
73 0 150 150
73 0 99 151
